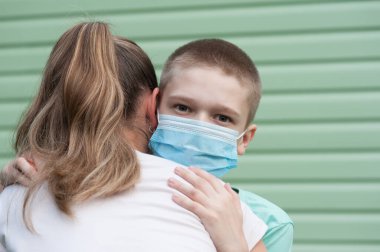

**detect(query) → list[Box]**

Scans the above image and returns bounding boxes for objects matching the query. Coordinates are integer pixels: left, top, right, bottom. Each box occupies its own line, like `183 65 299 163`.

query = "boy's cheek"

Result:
157 105 173 115
156 99 168 113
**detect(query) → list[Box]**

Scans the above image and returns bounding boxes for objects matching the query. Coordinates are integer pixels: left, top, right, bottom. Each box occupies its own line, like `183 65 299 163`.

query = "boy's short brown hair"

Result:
160 39 261 125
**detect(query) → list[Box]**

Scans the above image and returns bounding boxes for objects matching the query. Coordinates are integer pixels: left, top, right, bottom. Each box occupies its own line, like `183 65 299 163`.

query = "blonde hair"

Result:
15 22 157 230
160 39 261 125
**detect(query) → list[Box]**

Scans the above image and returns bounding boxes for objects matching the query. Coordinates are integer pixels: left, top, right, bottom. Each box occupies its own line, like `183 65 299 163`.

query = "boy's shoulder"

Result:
236 188 294 251
236 188 293 227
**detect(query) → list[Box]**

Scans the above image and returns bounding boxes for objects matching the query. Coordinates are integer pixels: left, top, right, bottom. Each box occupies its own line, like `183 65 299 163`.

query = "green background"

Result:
1 0 380 251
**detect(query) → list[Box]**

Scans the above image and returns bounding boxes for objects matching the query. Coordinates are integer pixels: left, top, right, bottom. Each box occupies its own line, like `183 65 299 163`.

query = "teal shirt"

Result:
237 188 294 252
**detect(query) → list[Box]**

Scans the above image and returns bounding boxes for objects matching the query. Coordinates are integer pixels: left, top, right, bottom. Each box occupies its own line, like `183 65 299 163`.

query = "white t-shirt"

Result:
0 151 267 252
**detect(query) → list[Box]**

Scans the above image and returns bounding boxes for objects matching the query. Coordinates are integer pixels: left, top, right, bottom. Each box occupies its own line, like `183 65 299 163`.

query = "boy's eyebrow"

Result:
167 94 199 105
213 105 241 118
167 94 196 103
168 94 241 117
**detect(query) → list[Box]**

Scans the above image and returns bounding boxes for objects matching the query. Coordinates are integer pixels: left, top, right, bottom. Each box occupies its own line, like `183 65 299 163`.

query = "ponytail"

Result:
16 22 153 230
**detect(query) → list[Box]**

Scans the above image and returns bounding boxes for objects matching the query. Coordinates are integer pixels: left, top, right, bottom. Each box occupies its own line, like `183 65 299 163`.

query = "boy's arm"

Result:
251 240 267 252
168 167 267 252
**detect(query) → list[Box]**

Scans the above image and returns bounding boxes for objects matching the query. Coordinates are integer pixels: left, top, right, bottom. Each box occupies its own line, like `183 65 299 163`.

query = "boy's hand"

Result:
168 167 249 252
0 157 37 189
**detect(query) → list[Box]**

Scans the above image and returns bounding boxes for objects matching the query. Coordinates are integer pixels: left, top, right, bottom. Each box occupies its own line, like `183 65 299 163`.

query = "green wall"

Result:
1 0 380 251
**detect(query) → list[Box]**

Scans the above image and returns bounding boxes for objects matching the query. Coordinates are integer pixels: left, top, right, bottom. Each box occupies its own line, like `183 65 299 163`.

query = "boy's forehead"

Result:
166 66 250 97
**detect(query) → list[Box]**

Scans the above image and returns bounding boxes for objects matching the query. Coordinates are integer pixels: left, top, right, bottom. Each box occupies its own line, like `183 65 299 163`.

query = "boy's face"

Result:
158 67 256 155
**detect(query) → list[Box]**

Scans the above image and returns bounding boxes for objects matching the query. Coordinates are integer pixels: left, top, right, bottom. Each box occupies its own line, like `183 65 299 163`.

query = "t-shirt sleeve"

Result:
0 187 10 248
0 185 23 248
241 200 268 250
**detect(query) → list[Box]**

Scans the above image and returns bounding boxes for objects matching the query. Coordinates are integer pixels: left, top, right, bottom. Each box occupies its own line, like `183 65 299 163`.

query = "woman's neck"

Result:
123 126 150 153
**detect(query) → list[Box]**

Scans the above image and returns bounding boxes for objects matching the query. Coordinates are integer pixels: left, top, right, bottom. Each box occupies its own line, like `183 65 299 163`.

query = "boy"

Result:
149 39 293 252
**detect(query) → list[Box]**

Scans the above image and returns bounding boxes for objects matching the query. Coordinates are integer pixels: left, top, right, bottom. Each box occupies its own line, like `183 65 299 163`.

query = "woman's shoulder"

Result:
0 184 26 202
136 151 186 170
0 183 50 211
0 184 27 228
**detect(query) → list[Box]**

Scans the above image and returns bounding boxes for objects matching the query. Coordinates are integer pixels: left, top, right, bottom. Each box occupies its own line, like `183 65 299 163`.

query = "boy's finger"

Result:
15 174 32 187
15 157 37 179
188 167 224 193
168 178 207 205
2 161 20 186
174 167 215 196
22 153 45 171
22 152 36 166
224 183 241 204
172 192 208 219
168 177 208 206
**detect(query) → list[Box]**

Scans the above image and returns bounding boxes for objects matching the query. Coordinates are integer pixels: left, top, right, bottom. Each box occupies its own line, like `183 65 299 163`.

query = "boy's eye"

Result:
216 114 231 123
175 104 190 113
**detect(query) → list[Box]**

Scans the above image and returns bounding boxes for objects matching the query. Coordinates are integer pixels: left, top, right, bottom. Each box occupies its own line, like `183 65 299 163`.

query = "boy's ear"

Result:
146 87 160 130
237 124 257 155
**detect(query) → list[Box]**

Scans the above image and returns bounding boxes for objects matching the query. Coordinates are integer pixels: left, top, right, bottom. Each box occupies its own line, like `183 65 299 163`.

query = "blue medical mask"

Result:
149 114 245 177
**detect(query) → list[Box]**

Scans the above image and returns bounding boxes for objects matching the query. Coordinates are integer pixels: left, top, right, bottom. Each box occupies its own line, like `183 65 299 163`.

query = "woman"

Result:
0 22 266 252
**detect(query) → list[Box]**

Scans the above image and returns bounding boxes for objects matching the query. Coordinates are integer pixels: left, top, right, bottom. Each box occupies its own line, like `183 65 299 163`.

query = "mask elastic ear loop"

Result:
236 129 248 140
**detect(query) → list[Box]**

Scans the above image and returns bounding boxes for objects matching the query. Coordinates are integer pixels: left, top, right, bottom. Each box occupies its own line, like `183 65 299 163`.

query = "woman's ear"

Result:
237 124 257 155
146 87 160 130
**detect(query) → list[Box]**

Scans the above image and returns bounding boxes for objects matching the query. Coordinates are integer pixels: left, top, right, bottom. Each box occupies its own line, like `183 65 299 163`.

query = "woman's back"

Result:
0 152 216 252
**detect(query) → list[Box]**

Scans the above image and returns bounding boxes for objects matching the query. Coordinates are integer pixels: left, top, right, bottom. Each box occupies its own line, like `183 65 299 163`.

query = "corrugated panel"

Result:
2 30 380 72
232 153 380 180
234 183 380 211
0 0 379 250
293 244 380 252
1 1 380 46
